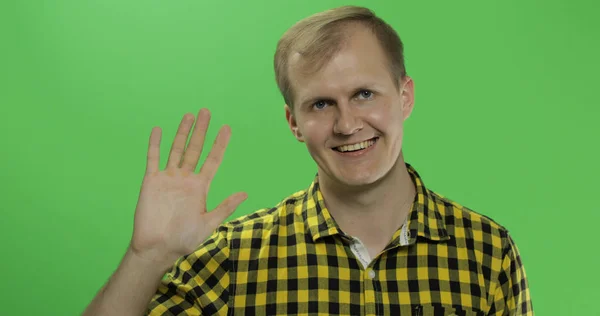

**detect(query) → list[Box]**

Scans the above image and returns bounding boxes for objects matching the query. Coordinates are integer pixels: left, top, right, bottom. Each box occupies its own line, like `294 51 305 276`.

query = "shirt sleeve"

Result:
489 233 533 315
146 228 231 316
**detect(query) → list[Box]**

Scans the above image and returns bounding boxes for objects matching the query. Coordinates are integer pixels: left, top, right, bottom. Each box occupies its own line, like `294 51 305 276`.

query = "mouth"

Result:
333 137 379 153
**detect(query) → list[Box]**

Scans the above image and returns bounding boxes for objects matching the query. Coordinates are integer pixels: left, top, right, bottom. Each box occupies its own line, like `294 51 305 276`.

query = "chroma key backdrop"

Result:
1 0 598 314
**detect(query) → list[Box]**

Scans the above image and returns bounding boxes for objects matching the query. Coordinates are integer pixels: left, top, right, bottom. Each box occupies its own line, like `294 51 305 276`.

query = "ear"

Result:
285 104 305 142
399 76 415 121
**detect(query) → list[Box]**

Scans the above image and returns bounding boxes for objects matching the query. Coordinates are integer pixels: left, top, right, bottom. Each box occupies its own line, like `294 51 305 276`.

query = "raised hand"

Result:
129 108 247 267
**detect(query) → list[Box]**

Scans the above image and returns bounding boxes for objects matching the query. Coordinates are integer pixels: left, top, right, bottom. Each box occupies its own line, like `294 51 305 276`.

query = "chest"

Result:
224 236 495 315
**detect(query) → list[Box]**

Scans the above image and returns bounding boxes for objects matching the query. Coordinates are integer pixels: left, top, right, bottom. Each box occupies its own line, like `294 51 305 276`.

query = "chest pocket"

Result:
412 304 486 316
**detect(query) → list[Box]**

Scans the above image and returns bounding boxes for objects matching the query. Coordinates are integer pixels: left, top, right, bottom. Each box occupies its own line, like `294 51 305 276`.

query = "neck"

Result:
318 153 416 241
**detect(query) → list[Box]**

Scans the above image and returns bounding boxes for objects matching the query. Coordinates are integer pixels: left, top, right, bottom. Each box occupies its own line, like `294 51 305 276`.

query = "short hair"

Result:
274 6 407 108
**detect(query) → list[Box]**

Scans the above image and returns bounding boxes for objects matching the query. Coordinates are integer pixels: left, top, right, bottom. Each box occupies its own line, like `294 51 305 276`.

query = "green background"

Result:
1 0 598 314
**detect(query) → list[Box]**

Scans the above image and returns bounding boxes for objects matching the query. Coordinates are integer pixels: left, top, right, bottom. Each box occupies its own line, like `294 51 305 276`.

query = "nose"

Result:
333 104 363 135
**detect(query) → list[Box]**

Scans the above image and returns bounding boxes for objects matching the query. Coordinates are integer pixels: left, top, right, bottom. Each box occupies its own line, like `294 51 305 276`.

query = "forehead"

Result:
287 26 394 104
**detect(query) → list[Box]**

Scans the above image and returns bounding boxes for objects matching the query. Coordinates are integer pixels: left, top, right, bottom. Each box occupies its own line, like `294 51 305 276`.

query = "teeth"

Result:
336 139 375 152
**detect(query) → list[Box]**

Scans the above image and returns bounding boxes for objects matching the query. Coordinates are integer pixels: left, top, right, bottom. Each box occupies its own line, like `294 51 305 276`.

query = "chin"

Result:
330 166 390 188
312 146 401 188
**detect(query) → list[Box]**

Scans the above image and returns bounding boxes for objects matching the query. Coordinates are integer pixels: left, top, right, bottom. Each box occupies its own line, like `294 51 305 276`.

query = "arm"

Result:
147 229 231 315
83 248 172 316
82 109 247 315
489 233 533 315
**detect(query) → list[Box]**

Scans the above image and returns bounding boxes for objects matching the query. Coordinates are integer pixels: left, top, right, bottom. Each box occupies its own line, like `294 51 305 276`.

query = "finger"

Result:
166 113 195 169
205 192 248 227
199 125 231 183
180 108 211 172
146 127 162 174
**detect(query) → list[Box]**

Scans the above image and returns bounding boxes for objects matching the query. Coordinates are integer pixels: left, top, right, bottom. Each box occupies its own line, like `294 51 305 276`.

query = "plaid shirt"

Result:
147 163 532 315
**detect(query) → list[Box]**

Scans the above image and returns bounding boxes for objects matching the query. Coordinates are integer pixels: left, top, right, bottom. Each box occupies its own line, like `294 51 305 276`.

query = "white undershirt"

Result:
347 218 410 269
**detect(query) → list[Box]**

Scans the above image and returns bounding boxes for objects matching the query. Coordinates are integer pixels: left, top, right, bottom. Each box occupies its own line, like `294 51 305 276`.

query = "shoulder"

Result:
184 188 310 267
213 188 310 240
435 189 507 232
428 189 514 253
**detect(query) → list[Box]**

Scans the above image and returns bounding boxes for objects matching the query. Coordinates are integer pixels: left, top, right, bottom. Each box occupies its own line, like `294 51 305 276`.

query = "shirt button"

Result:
367 269 376 279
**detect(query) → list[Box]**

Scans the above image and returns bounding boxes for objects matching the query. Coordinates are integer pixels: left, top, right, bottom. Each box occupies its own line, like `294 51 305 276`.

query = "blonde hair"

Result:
274 6 407 108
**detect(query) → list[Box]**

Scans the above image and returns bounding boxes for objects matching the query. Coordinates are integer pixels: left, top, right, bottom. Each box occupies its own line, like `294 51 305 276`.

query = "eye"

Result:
357 90 373 100
312 100 329 110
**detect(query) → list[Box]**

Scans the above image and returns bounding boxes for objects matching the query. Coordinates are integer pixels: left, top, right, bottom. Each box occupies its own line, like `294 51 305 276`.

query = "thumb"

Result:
206 192 248 227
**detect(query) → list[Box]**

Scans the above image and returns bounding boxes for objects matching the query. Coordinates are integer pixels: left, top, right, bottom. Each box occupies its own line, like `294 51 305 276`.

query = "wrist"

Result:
124 245 176 274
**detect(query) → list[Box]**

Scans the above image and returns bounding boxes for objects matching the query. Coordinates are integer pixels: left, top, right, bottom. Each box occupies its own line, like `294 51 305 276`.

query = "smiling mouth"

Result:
333 137 378 152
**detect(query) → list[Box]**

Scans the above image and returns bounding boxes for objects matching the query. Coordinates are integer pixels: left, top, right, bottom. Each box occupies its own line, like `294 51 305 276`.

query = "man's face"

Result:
285 25 415 188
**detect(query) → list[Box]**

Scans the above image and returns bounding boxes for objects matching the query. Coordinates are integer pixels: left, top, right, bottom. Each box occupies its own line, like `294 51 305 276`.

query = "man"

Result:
84 5 532 316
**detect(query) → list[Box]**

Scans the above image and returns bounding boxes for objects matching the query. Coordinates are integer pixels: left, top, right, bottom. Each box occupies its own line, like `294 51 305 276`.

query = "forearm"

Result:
83 248 171 316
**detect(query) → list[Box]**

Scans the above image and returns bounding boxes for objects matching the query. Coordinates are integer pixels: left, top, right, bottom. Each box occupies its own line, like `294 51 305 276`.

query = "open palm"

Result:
130 109 247 264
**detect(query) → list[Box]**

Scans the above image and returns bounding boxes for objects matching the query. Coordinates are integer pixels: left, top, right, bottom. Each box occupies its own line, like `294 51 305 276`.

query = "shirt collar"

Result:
404 163 451 244
303 162 450 244
303 178 343 242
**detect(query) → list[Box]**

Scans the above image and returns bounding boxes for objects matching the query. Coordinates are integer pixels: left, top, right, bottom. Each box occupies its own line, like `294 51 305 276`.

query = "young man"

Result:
84 6 532 316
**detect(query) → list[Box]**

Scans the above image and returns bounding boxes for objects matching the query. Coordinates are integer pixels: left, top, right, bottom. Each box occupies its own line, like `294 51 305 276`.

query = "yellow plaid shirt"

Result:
147 163 532 315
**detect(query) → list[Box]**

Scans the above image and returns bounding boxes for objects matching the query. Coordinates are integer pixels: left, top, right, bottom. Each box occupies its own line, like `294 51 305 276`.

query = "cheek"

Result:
300 119 331 160
366 102 399 130
301 117 329 144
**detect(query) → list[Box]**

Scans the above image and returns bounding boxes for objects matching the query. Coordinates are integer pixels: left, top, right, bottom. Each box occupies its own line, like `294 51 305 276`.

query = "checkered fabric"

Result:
147 163 532 315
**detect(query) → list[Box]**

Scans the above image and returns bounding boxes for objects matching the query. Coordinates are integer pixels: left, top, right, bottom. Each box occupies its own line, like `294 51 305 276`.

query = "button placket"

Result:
349 237 372 269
